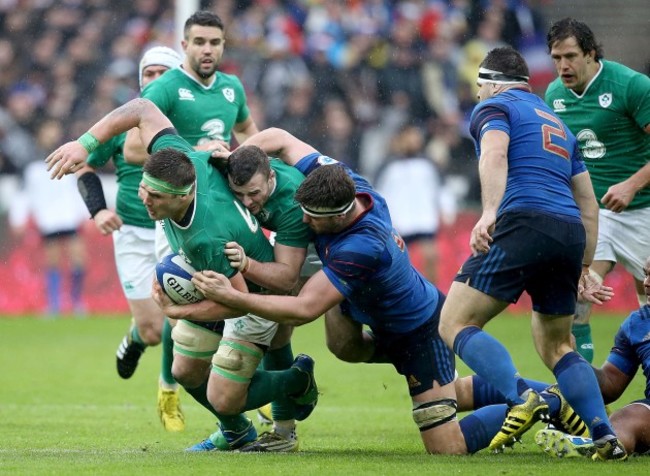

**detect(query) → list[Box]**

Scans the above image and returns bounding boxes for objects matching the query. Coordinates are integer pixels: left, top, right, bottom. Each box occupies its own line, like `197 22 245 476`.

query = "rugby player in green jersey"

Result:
125 10 269 434
208 146 315 451
140 10 258 150
74 46 186 431
545 18 650 363
46 97 318 452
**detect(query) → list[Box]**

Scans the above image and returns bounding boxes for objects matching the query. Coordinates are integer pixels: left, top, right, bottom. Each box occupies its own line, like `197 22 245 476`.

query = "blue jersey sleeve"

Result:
469 103 510 144
606 312 641 377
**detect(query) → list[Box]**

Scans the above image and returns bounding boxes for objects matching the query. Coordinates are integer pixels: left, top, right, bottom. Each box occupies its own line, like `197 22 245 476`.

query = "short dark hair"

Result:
547 18 604 61
184 10 224 38
295 164 355 211
480 46 530 79
144 148 195 188
227 146 271 186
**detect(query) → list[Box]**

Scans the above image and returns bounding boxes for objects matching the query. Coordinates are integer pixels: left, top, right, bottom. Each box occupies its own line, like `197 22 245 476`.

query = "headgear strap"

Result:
477 67 529 85
300 200 355 217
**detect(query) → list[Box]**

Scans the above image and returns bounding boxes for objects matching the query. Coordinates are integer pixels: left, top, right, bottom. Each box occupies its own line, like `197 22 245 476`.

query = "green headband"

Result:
141 172 193 195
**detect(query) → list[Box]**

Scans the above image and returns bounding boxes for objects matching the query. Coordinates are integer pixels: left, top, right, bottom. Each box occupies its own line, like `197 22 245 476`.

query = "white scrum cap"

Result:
138 46 182 90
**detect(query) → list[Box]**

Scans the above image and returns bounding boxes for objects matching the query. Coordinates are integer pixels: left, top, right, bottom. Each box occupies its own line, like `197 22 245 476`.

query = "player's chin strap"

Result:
477 67 529 85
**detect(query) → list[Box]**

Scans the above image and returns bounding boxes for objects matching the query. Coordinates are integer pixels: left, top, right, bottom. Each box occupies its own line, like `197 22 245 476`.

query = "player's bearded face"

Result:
184 26 225 79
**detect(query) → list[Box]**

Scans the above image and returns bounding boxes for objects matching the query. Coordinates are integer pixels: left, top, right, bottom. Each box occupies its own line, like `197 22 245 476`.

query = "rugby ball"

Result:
155 253 204 304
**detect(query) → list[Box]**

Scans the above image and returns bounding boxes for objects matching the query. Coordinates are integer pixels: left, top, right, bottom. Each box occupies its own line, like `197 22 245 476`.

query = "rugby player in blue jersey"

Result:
436 46 626 461
192 127 515 455
536 254 650 459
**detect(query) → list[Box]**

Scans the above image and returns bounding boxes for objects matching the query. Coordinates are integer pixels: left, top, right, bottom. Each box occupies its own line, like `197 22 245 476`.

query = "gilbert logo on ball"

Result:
156 254 204 304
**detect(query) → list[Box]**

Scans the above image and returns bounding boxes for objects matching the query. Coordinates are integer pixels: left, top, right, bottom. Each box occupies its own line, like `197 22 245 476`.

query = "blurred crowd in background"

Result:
0 0 555 213
0 0 561 313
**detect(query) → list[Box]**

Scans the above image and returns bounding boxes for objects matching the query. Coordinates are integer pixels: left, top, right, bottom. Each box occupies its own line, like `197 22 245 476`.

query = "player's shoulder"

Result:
601 60 648 83
545 77 566 99
142 68 183 93
216 70 244 87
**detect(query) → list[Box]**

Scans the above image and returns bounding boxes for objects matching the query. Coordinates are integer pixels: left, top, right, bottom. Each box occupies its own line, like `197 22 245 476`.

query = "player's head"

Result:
139 148 196 221
476 47 530 102
547 18 603 62
547 18 603 94
138 46 182 90
182 11 225 80
295 163 356 234
226 145 275 216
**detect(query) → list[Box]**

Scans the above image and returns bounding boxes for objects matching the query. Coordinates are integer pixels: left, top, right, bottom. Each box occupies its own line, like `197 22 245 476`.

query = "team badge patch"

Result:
222 87 235 102
317 155 338 166
598 93 612 108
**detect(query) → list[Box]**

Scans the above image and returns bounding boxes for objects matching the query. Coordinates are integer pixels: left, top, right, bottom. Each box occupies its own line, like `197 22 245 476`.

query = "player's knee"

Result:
326 337 364 362
211 340 262 384
437 320 456 348
172 355 209 388
413 398 458 432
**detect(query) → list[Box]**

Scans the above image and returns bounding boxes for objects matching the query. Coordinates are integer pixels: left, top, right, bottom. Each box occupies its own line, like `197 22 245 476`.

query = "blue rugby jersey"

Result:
295 153 440 334
469 89 586 220
607 304 650 399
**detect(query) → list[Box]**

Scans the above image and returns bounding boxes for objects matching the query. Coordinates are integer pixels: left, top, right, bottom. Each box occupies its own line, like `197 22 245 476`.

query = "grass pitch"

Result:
0 313 645 475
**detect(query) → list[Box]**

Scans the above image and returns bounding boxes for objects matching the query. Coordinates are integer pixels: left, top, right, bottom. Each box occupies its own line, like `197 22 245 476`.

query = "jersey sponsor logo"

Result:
598 92 612 108
576 129 606 159
232 200 260 233
198 119 226 143
222 87 235 102
317 155 338 166
552 99 566 112
178 88 195 101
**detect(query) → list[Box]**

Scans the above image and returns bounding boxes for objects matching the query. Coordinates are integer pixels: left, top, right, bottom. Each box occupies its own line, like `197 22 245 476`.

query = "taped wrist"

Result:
77 132 100 154
77 172 107 218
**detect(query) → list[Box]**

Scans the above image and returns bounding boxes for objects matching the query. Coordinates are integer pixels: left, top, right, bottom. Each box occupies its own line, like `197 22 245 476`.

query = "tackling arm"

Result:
192 269 343 326
226 241 307 293
154 271 251 321
238 128 318 166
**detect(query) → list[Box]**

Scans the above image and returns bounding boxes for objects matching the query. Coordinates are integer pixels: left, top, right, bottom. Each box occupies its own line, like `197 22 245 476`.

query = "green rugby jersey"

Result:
545 60 650 209
152 134 274 288
256 159 311 248
142 67 250 147
87 133 154 228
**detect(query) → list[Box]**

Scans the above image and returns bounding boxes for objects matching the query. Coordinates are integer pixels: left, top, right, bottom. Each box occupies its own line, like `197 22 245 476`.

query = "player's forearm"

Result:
624 161 650 191
243 259 300 294
478 150 507 215
222 290 320 327
572 172 599 265
87 98 169 148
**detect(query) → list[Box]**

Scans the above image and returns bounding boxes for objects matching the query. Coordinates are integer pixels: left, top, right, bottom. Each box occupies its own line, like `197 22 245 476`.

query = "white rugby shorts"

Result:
595 207 650 281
